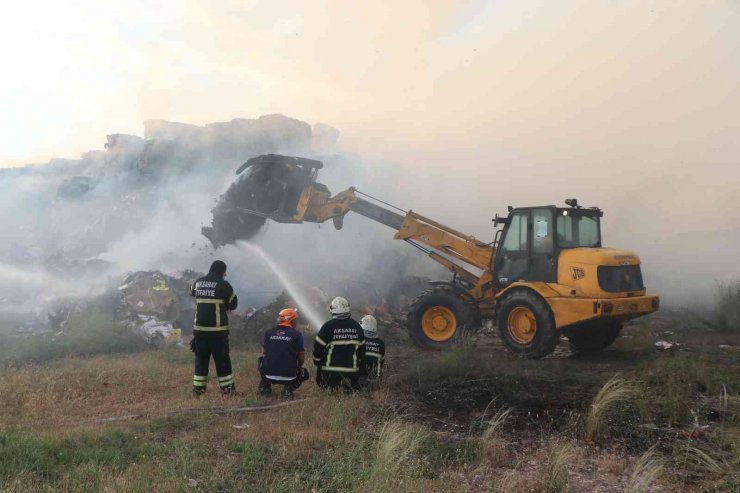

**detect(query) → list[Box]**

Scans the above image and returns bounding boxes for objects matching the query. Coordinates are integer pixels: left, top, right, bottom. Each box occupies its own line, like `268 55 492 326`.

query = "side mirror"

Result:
492 213 508 226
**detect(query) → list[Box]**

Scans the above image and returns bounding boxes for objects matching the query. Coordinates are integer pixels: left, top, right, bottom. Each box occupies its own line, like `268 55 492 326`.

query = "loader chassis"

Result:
219 154 659 358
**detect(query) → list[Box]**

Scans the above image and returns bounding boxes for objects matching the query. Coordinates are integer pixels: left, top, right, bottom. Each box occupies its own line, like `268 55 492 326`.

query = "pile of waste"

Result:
235 276 428 345
237 286 330 344
117 270 202 346
0 114 339 310
27 270 201 347
2 113 435 356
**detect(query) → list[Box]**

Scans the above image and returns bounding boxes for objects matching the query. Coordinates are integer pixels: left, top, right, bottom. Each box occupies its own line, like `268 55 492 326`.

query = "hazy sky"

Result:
2 0 739 297
2 1 737 164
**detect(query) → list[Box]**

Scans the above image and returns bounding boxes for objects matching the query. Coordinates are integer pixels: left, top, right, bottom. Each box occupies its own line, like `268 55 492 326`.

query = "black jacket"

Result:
312 317 365 373
262 325 305 378
191 273 237 335
361 336 385 380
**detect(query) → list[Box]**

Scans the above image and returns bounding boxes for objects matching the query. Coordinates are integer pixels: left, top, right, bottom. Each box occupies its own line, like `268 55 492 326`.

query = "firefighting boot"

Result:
258 380 272 396
220 383 239 396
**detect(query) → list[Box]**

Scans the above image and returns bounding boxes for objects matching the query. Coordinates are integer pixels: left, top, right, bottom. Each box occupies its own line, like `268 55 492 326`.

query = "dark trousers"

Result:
358 375 381 392
317 369 360 392
258 361 308 395
193 335 233 390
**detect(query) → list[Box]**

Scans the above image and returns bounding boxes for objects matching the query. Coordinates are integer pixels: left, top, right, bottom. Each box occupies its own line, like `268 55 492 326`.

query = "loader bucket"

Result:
202 154 324 247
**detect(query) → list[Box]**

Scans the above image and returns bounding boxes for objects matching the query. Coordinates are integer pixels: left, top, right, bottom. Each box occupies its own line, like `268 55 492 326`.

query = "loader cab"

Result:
492 203 602 288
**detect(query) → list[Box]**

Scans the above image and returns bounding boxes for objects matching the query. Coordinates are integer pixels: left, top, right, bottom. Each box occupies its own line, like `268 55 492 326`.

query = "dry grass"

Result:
625 447 664 493
480 408 512 467
585 374 636 442
373 418 425 485
542 439 576 493
2 315 738 492
0 349 209 428
594 453 628 476
678 445 724 475
0 347 475 492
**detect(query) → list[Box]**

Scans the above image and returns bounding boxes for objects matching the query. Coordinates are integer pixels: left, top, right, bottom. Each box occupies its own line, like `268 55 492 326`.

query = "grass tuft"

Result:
679 445 724 475
480 408 512 467
586 374 636 442
374 419 424 477
625 447 664 493
542 439 575 493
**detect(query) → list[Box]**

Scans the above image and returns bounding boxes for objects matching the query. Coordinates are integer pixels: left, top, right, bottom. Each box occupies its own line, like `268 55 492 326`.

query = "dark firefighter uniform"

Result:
360 336 385 390
259 325 309 396
313 318 365 391
190 264 238 394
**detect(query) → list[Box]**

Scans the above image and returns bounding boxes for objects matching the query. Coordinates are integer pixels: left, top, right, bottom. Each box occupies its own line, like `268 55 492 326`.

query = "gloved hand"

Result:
257 356 264 372
297 367 309 382
189 338 196 353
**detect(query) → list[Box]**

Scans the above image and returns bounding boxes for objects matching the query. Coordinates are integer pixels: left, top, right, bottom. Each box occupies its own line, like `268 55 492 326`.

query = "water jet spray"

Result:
240 242 325 331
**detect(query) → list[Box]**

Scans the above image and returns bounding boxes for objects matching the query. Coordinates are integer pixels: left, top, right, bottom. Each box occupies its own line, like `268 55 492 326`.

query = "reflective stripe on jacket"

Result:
312 318 365 373
191 274 238 333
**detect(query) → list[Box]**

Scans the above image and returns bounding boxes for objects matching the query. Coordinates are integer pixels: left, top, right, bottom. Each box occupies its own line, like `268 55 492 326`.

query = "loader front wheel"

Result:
565 319 622 353
497 290 559 359
408 288 480 350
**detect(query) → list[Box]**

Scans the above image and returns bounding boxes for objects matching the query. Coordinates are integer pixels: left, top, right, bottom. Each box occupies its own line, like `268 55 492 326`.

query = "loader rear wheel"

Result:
407 287 481 350
497 290 559 359
566 319 622 353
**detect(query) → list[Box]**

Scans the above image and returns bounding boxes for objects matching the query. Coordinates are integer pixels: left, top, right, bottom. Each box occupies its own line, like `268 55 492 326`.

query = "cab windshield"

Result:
556 210 601 248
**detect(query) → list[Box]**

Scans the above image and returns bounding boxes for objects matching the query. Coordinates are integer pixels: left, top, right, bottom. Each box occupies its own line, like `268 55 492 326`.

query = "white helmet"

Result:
329 296 351 316
360 314 377 334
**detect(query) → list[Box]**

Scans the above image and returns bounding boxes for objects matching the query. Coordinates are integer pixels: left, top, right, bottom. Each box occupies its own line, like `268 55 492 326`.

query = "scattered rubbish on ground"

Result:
654 340 680 351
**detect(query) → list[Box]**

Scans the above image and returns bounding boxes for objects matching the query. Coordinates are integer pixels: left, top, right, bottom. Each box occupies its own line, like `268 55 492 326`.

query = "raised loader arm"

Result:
290 184 493 287
206 153 496 312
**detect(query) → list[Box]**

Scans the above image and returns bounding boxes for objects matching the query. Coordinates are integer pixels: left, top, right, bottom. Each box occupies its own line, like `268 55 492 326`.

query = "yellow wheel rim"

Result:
507 306 537 344
421 306 457 342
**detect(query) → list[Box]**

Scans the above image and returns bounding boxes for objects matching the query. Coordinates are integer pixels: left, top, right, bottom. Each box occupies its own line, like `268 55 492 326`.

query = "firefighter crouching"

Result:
190 260 238 396
258 308 310 398
313 297 365 392
359 315 385 391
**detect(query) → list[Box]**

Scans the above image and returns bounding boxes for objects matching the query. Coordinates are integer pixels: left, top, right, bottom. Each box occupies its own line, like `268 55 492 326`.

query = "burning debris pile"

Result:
2 112 439 359
0 114 340 322
35 270 201 347
117 270 201 346
235 276 428 346
237 286 330 344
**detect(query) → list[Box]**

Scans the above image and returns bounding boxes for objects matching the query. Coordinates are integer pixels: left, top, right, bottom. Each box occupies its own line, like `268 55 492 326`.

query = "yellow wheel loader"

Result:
207 154 659 358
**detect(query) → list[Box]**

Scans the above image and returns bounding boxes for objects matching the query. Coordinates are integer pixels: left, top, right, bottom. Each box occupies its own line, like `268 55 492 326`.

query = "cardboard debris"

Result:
118 270 201 345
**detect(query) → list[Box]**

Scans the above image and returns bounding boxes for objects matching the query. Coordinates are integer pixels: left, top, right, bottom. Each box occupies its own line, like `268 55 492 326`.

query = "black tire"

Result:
497 290 559 359
565 319 622 353
407 286 481 350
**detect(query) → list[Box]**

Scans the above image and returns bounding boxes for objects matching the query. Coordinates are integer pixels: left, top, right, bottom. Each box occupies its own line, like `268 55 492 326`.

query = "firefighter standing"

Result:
190 260 238 396
359 314 385 390
258 308 310 397
312 297 365 392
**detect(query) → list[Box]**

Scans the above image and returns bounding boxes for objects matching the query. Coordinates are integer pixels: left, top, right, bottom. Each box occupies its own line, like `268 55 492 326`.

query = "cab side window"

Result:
502 213 528 252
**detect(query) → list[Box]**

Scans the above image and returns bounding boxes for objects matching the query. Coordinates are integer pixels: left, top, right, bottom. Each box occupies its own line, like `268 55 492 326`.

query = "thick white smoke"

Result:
0 115 444 326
